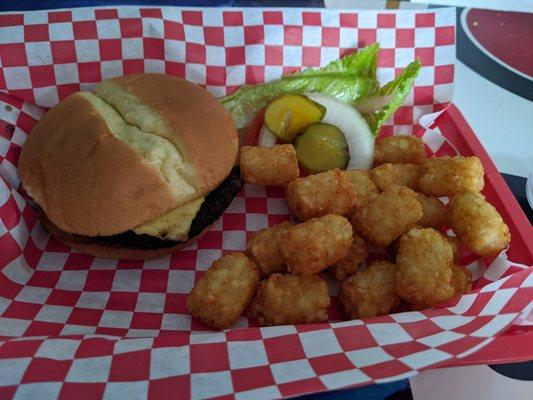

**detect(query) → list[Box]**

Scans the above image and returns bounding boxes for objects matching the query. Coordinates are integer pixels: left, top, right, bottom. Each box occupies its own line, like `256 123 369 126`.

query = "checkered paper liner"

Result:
0 6 531 400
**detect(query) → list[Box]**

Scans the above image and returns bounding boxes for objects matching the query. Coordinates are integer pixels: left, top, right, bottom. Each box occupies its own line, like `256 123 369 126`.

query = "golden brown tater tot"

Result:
415 192 447 228
419 156 484 196
286 169 358 221
374 135 426 166
246 221 292 277
240 144 299 186
339 261 400 319
279 214 353 275
329 233 367 281
187 252 260 329
342 169 378 204
396 228 455 307
351 186 422 247
448 191 510 257
250 274 330 325
370 163 422 191
451 264 472 296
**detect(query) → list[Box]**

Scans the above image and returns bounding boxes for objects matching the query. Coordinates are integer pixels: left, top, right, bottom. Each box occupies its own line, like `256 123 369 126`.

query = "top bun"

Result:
19 73 238 237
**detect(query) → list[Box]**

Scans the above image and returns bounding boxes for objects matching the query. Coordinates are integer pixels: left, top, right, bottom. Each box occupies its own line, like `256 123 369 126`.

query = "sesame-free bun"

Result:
19 74 238 237
34 167 243 260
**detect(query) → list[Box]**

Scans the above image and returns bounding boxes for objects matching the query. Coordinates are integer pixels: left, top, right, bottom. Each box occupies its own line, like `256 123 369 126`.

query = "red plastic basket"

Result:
0 6 531 399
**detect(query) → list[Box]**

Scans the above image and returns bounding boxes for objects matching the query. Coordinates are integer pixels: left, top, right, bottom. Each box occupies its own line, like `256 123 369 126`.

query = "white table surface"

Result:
454 60 532 178
410 364 533 400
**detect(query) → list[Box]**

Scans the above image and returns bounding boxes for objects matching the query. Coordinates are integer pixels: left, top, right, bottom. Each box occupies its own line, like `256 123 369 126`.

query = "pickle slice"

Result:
293 123 349 174
264 94 325 142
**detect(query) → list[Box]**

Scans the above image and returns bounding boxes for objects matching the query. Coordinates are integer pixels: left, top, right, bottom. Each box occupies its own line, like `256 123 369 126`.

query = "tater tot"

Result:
187 252 260 329
339 261 400 319
329 233 367 281
246 221 292 277
374 135 427 165
370 163 422 191
342 169 378 204
240 144 299 186
351 186 423 247
449 191 510 256
286 169 358 221
445 235 463 263
250 274 330 325
419 156 484 196
451 264 472 296
279 214 353 275
396 228 455 307
386 225 428 259
415 192 447 228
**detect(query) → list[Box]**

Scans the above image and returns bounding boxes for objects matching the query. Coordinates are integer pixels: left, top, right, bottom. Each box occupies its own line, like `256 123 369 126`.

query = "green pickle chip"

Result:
293 123 350 174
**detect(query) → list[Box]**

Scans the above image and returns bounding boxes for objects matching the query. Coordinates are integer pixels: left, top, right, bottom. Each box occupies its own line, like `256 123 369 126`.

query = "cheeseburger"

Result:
19 73 241 259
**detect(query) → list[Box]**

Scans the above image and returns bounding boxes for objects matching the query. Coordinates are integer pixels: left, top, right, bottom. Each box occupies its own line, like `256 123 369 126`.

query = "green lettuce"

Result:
360 59 421 135
219 43 420 136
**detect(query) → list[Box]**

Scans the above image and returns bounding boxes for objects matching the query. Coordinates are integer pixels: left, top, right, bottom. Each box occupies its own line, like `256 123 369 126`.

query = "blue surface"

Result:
300 379 410 400
0 0 325 12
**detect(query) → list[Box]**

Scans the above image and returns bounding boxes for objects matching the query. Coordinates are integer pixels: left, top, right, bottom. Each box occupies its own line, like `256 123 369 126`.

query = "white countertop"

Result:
454 60 533 178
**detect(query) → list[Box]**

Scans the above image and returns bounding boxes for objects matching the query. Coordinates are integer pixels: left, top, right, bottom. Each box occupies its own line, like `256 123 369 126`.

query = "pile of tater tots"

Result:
187 136 511 329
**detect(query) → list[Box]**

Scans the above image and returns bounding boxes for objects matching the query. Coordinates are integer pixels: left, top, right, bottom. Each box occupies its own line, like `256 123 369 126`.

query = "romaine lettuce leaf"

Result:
220 44 380 130
219 43 421 137
360 59 421 135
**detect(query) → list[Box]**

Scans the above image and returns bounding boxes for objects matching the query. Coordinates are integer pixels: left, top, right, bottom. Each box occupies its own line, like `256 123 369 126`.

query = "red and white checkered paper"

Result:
0 6 531 400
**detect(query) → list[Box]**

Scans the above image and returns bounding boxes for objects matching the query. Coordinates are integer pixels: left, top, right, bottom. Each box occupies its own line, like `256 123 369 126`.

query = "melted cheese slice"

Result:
132 197 204 241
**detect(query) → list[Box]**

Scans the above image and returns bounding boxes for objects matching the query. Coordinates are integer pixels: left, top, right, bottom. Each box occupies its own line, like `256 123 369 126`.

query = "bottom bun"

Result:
37 167 243 260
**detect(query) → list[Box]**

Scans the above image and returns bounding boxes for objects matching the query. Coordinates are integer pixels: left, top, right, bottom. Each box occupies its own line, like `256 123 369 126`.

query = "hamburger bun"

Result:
36 166 243 260
19 73 240 258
